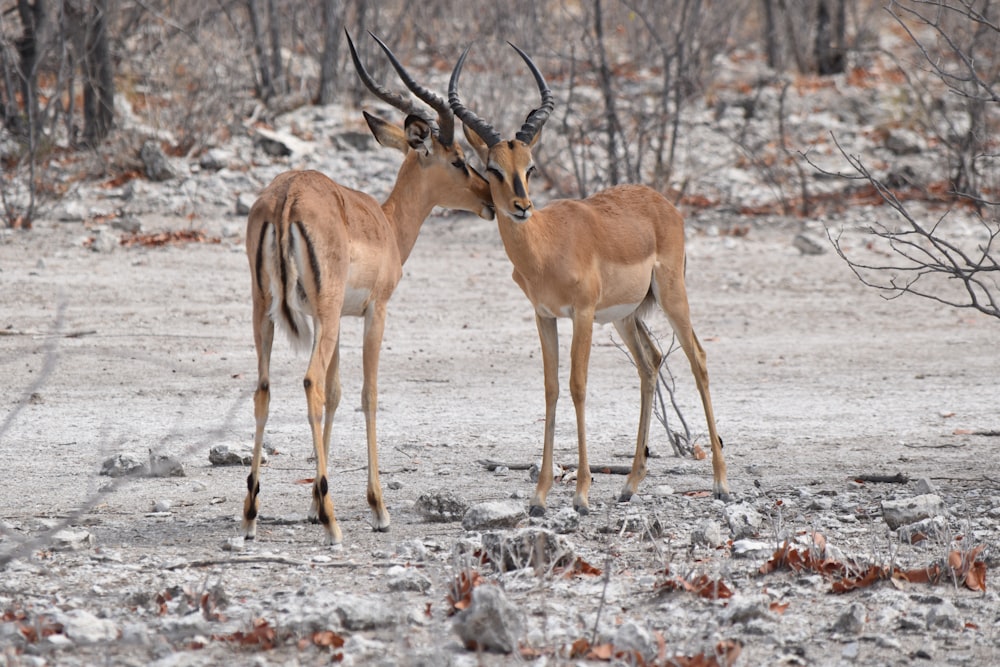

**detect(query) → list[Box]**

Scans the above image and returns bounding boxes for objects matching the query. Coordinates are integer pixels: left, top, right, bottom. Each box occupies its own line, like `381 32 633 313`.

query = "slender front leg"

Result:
305 316 343 546
243 307 273 540
569 309 595 514
613 317 662 502
361 302 390 532
530 314 559 517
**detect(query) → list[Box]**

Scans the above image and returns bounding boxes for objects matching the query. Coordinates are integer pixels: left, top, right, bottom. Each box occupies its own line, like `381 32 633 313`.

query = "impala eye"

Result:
487 166 504 180
451 159 465 169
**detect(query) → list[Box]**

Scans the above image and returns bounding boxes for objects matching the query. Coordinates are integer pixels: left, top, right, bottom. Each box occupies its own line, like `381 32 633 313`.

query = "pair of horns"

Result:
449 43 554 149
346 32 553 150
346 30 455 147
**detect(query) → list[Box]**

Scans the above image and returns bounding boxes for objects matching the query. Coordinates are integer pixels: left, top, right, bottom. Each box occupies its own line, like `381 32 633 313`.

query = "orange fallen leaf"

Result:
692 444 707 460
769 601 789 614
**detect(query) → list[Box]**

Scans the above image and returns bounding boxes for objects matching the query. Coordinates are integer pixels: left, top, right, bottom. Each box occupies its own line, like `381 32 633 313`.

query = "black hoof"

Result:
617 491 634 503
244 535 256 541
529 505 546 517
715 491 732 502
574 505 590 516
373 525 390 533
308 516 320 524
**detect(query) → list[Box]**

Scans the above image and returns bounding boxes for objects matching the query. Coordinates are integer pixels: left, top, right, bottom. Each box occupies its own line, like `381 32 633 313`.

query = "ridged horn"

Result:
345 30 433 124
508 42 554 145
448 46 502 148
368 32 455 146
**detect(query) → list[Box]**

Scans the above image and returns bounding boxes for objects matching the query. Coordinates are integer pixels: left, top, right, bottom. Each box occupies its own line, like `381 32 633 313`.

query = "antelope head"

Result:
347 31 494 221
448 43 554 222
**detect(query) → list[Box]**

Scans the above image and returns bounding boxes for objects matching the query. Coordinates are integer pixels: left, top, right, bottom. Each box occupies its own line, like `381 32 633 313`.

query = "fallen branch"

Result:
477 459 634 475
164 555 412 570
0 329 97 338
853 472 909 484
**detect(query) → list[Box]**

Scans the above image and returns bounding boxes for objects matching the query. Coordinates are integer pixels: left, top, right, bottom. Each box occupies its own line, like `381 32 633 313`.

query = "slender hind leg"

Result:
655 271 729 500
243 303 274 540
613 315 662 502
310 334 341 522
305 316 344 545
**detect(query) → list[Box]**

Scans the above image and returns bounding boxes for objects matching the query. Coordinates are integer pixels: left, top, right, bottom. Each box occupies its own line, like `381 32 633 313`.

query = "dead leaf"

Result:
446 570 484 615
769 601 789 615
311 630 345 648
692 444 707 460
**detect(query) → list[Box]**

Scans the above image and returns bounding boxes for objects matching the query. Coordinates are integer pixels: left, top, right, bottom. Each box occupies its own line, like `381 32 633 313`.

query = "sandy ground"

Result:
0 204 998 665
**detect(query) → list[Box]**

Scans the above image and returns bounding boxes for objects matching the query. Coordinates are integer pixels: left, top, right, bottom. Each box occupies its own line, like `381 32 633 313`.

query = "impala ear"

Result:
363 110 409 153
462 123 490 164
403 115 433 157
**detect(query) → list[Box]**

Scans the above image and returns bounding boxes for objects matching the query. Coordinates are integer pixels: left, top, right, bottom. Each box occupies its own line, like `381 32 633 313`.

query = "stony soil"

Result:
1 49 999 667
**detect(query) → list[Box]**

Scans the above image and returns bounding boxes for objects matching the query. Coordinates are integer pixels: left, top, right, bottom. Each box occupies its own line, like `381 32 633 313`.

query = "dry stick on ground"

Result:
476 459 634 476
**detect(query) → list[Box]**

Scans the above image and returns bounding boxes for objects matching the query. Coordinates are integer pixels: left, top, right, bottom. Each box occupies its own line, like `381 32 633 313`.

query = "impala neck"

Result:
495 210 548 275
380 154 439 265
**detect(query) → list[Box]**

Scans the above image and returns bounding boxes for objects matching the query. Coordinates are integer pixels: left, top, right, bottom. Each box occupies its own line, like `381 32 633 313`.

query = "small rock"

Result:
650 484 675 497
724 501 763 539
832 602 866 634
140 140 176 181
55 609 118 643
236 192 257 216
481 527 575 573
926 601 962 630
334 594 400 631
452 584 523 654
198 148 233 171
881 494 944 530
414 490 468 523
52 528 94 552
732 539 773 559
841 641 860 660
386 565 432 593
100 453 148 477
612 621 657 663
691 519 725 548
543 506 580 534
253 127 314 158
913 478 936 495
896 516 948 545
724 595 772 624
153 499 173 513
387 480 403 491
615 512 663 537
148 451 185 478
793 232 826 255
461 501 526 532
393 539 428 562
208 444 260 466
90 229 118 254
222 536 245 552
885 127 927 155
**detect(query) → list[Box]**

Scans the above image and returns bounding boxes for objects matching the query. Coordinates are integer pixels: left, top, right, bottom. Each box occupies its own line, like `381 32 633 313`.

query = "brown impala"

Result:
243 33 493 545
449 44 729 515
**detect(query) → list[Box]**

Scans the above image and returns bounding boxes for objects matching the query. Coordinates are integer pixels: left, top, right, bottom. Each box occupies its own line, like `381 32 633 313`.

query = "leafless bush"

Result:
823 0 1000 318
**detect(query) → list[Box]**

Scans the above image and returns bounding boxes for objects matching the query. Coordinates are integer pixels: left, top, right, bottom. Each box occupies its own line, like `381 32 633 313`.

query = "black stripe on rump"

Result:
293 220 322 294
255 222 271 295
280 226 298 338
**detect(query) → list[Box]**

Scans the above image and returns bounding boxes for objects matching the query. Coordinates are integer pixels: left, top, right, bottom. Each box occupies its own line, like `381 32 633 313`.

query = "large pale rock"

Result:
881 494 944 530
453 585 523 654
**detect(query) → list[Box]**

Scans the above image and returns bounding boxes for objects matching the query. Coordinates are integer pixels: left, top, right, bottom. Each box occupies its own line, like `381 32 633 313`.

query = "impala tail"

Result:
256 214 315 354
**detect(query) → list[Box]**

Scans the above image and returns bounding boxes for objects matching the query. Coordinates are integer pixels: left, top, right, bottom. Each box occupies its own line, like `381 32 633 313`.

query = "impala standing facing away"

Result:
243 33 494 545
449 44 729 516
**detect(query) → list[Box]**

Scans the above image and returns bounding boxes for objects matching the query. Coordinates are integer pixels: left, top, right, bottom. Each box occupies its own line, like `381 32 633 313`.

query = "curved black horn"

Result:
508 43 554 145
345 30 432 124
448 46 502 148
368 32 455 146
